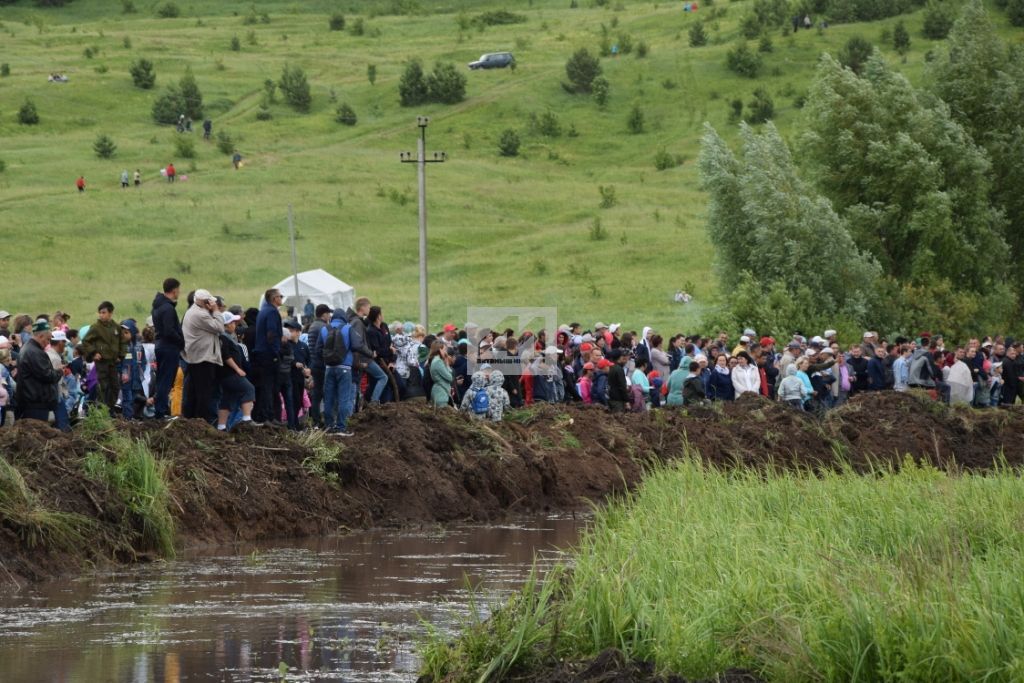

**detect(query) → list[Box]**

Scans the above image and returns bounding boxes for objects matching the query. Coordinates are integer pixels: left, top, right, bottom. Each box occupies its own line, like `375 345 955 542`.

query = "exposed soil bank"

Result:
2 393 1023 587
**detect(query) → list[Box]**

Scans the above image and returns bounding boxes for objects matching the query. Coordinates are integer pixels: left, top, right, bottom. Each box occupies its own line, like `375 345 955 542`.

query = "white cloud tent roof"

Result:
269 269 355 314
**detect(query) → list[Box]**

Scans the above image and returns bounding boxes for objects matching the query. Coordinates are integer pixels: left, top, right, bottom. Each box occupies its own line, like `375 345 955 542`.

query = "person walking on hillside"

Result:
76 175 86 193
120 170 130 189
182 289 224 422
82 301 127 415
166 163 176 183
133 169 141 187
253 289 284 423
14 320 62 423
203 119 212 140
152 278 184 419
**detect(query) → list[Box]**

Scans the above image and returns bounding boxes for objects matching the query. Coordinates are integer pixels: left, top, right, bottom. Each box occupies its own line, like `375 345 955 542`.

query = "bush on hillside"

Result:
727 42 762 78
17 99 39 125
565 48 601 93
1008 0 1024 26
122 0 135 13
475 10 527 27
689 22 708 47
533 110 562 137
627 104 644 134
1 64 10 77
592 76 610 107
922 0 955 39
398 60 428 106
636 40 648 58
498 129 521 157
838 36 874 74
278 65 311 112
893 21 911 53
93 134 117 159
172 134 196 158
349 17 365 35
255 101 272 121
426 62 466 104
216 131 235 155
654 149 684 171
130 57 155 88
156 1 179 18
335 103 357 125
746 87 774 123
367 64 377 85
329 13 345 30
230 35 240 51
151 70 203 125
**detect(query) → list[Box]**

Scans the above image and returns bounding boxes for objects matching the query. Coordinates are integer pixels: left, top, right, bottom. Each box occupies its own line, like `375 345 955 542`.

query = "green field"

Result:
423 458 1024 682
0 0 1017 330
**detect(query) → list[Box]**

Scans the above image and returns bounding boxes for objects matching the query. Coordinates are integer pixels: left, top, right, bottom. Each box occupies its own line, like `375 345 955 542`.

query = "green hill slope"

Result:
0 0 1016 330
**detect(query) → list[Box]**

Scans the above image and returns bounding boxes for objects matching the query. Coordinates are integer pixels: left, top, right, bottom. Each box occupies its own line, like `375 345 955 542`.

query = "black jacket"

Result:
14 338 62 408
345 308 374 363
608 363 629 403
367 323 394 365
152 293 184 351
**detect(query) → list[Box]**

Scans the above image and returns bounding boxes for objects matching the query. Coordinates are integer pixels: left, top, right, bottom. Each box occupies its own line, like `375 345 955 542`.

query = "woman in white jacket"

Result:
731 351 761 396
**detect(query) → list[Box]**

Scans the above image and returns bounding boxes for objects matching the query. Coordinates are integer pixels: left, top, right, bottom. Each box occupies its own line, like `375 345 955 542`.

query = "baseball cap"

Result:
0 310 9 320
580 342 594 352
982 341 994 348
544 345 558 355
51 330 68 342
787 340 801 349
759 336 775 347
863 331 873 339
222 312 241 325
819 347 834 355
805 348 817 356
194 288 214 302
581 333 595 343
823 329 837 338
810 336 824 345
32 319 50 333
443 323 457 333
743 328 757 337
457 338 469 346
739 335 750 343
594 322 608 330
583 362 595 371
609 323 621 333
597 359 613 369
283 319 302 330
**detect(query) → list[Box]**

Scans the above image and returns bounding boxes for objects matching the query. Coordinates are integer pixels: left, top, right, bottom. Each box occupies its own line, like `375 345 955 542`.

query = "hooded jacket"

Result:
460 371 489 418
307 315 329 370
151 292 184 351
320 309 353 368
486 370 511 421
777 365 806 402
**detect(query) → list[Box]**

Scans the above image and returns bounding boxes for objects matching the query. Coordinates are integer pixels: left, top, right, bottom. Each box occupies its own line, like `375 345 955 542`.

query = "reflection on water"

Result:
0 515 584 682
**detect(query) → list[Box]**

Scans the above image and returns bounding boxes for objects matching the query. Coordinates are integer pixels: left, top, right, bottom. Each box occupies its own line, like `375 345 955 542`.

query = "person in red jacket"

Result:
166 163 176 183
76 176 85 192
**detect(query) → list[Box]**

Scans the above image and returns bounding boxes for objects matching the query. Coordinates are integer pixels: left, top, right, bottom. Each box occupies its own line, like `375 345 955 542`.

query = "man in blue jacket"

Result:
320 308 354 436
253 288 283 423
151 278 184 419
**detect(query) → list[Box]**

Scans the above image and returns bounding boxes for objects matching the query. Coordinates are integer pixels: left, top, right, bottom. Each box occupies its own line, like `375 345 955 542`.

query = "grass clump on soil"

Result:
296 429 345 483
0 457 97 551
423 457 1024 682
79 410 175 558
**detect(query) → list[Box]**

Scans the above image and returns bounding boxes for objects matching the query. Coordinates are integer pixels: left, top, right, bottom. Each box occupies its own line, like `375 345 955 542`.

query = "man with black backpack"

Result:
320 308 354 436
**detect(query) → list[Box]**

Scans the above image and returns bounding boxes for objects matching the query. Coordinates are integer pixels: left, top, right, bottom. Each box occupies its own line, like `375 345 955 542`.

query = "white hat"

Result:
982 341 994 348
145 315 154 328
0 310 9 319
594 322 608 330
819 347 834 355
581 333 595 342
609 323 621 333
544 345 559 355
810 335 824 345
743 328 757 337
194 288 214 302
739 335 750 343
222 312 241 325
823 329 837 338
51 330 68 342
862 331 872 339
805 348 817 356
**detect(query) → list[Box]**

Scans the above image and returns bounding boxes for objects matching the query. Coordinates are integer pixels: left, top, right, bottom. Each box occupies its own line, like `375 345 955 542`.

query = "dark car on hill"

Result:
468 52 515 70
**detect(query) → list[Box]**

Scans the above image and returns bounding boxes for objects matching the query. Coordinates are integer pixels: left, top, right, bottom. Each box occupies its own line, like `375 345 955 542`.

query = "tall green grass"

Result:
0 456 97 551
423 458 1024 682
80 410 176 557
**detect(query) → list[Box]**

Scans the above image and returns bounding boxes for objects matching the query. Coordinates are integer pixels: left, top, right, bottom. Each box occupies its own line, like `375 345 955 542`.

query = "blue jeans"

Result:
364 360 387 403
153 345 179 418
323 365 353 431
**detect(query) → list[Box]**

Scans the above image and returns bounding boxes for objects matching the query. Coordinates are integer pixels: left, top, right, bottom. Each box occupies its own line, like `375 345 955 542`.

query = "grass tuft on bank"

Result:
422 457 1024 682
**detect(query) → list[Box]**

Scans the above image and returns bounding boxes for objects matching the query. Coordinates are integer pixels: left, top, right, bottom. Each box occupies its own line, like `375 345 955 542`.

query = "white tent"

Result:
268 269 355 314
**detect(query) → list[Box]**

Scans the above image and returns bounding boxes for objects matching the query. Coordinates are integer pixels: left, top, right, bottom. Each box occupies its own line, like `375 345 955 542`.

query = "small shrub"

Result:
122 0 135 13
93 134 117 159
216 130 235 155
893 21 910 54
592 75 610 107
498 128 520 156
728 98 743 123
367 64 377 85
475 10 527 27
661 78 677 89
173 134 196 159
255 101 272 120
727 42 761 78
246 29 257 45
83 46 95 59
122 35 132 48
349 17 365 36
156 1 180 18
689 22 707 47
758 34 773 53
17 99 39 125
839 36 874 75
94 64 109 74
565 47 601 93
654 149 683 171
398 60 428 106
636 40 649 58
617 33 634 55
535 110 561 137
263 78 277 103
329 12 345 31
0 64 9 77
627 104 644 134
589 216 608 240
599 184 617 209
922 0 954 39
230 35 240 51
129 58 155 89
0 159 6 173
746 87 774 123
335 103 357 125
278 64 311 112
426 61 466 104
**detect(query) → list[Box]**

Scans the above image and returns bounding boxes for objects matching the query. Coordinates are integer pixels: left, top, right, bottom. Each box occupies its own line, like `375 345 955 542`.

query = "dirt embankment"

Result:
3 392 1024 586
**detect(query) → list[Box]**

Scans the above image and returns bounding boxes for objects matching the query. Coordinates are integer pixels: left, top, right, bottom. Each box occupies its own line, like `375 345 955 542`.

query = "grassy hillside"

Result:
0 0 1016 330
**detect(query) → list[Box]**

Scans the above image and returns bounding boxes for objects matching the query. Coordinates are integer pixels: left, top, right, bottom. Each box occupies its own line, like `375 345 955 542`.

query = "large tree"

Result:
799 53 1006 292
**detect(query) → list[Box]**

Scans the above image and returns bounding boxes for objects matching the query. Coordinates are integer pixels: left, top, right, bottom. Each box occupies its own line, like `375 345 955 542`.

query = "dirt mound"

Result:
498 648 764 683
2 394 1023 585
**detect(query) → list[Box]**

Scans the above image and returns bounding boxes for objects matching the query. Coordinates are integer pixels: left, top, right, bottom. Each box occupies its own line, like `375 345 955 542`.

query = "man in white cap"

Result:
47 330 71 431
732 334 751 357
182 288 224 423
0 311 11 341
823 329 838 344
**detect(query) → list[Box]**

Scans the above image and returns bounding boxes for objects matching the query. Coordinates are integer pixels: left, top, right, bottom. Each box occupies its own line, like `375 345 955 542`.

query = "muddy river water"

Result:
0 515 584 683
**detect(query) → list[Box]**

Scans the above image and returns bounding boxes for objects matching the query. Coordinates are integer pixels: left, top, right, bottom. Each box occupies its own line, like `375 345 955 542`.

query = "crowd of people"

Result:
0 283 1021 435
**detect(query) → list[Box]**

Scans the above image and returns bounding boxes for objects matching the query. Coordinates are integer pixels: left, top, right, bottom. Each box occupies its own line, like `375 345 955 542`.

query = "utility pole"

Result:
400 116 446 331
287 204 300 305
